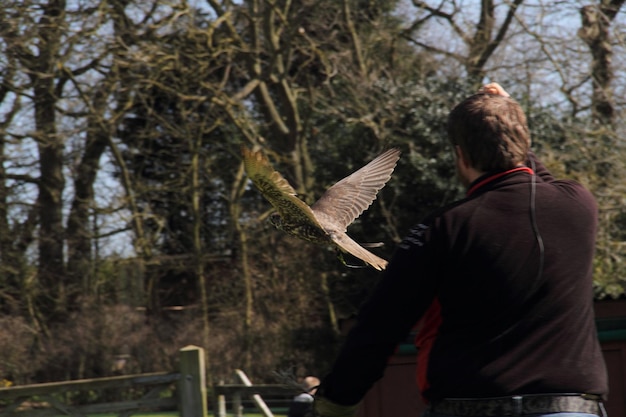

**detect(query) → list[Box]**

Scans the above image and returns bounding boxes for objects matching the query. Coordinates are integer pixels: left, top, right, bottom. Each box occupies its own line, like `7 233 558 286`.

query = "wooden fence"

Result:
0 346 298 417
0 345 207 417
213 370 295 417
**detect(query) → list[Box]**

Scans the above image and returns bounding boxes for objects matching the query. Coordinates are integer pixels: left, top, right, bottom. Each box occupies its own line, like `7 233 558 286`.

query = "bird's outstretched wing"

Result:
242 147 322 229
311 148 401 231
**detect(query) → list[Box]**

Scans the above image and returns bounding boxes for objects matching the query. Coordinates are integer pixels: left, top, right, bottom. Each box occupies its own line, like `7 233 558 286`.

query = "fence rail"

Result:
0 345 206 417
0 346 296 417
213 370 296 417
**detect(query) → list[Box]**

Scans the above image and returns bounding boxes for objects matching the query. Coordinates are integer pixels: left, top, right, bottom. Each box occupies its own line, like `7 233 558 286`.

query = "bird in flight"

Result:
242 147 401 270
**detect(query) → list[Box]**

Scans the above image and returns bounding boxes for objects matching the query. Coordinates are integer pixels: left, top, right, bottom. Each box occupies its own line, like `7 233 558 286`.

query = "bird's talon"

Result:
338 253 367 269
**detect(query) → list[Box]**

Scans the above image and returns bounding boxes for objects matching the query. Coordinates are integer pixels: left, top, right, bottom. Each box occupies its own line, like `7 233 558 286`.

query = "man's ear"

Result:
455 145 470 169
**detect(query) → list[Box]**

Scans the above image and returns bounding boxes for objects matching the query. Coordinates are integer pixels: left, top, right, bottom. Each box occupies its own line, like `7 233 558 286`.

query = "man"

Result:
314 83 608 417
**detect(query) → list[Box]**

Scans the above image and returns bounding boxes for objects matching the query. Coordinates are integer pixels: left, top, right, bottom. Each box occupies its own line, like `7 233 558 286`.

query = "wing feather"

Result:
311 148 400 230
242 147 323 229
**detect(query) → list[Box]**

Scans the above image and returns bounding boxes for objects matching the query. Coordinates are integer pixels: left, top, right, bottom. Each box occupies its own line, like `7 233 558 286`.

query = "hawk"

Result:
242 147 401 270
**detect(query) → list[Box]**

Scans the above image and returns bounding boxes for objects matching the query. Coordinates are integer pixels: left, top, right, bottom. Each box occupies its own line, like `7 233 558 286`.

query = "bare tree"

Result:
0 0 157 323
1 1 69 323
0 52 29 314
406 0 524 84
578 0 625 127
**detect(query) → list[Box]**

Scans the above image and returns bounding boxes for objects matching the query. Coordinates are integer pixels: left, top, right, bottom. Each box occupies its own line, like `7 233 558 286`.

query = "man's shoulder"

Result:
541 178 597 209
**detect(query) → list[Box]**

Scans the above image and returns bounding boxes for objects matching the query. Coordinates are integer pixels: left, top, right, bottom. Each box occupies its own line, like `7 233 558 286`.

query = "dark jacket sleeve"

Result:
318 221 441 405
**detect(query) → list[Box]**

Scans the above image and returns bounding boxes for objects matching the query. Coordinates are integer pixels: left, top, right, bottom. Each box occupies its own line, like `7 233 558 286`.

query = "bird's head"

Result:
269 213 284 230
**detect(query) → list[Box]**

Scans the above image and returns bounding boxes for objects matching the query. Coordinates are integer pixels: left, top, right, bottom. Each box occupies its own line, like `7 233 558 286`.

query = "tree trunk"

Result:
66 126 108 299
0 71 22 313
191 133 213 386
32 0 67 321
578 0 625 128
230 161 254 372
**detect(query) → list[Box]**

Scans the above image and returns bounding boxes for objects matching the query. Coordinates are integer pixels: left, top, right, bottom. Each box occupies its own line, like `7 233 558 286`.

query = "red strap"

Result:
466 167 534 197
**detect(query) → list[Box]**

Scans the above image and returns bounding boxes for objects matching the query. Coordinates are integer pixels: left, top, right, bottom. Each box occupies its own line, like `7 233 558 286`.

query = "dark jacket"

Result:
319 154 608 405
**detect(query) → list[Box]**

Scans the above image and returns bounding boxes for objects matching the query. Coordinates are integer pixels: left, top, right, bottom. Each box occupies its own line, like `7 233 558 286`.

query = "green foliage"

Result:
525 106 626 299
310 77 472 236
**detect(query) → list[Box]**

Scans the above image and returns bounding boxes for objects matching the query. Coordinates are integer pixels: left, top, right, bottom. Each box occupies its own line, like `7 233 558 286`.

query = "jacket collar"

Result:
466 166 534 197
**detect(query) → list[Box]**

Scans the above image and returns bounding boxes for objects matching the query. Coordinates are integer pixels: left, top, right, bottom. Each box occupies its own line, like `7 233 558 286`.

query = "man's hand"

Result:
314 396 359 417
478 82 510 97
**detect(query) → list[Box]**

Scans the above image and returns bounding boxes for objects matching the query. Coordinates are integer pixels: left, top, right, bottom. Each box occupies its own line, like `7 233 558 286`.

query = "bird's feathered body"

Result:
242 147 400 270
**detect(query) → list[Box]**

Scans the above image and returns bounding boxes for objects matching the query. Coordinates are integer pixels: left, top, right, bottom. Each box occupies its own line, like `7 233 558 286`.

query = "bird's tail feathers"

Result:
332 233 388 271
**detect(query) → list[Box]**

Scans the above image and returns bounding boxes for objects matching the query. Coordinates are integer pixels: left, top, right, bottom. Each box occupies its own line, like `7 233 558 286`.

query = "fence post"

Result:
233 391 243 417
217 380 226 417
179 345 208 417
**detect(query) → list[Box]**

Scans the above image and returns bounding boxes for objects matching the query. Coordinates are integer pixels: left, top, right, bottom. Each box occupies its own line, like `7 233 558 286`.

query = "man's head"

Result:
447 93 531 178
303 376 320 394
